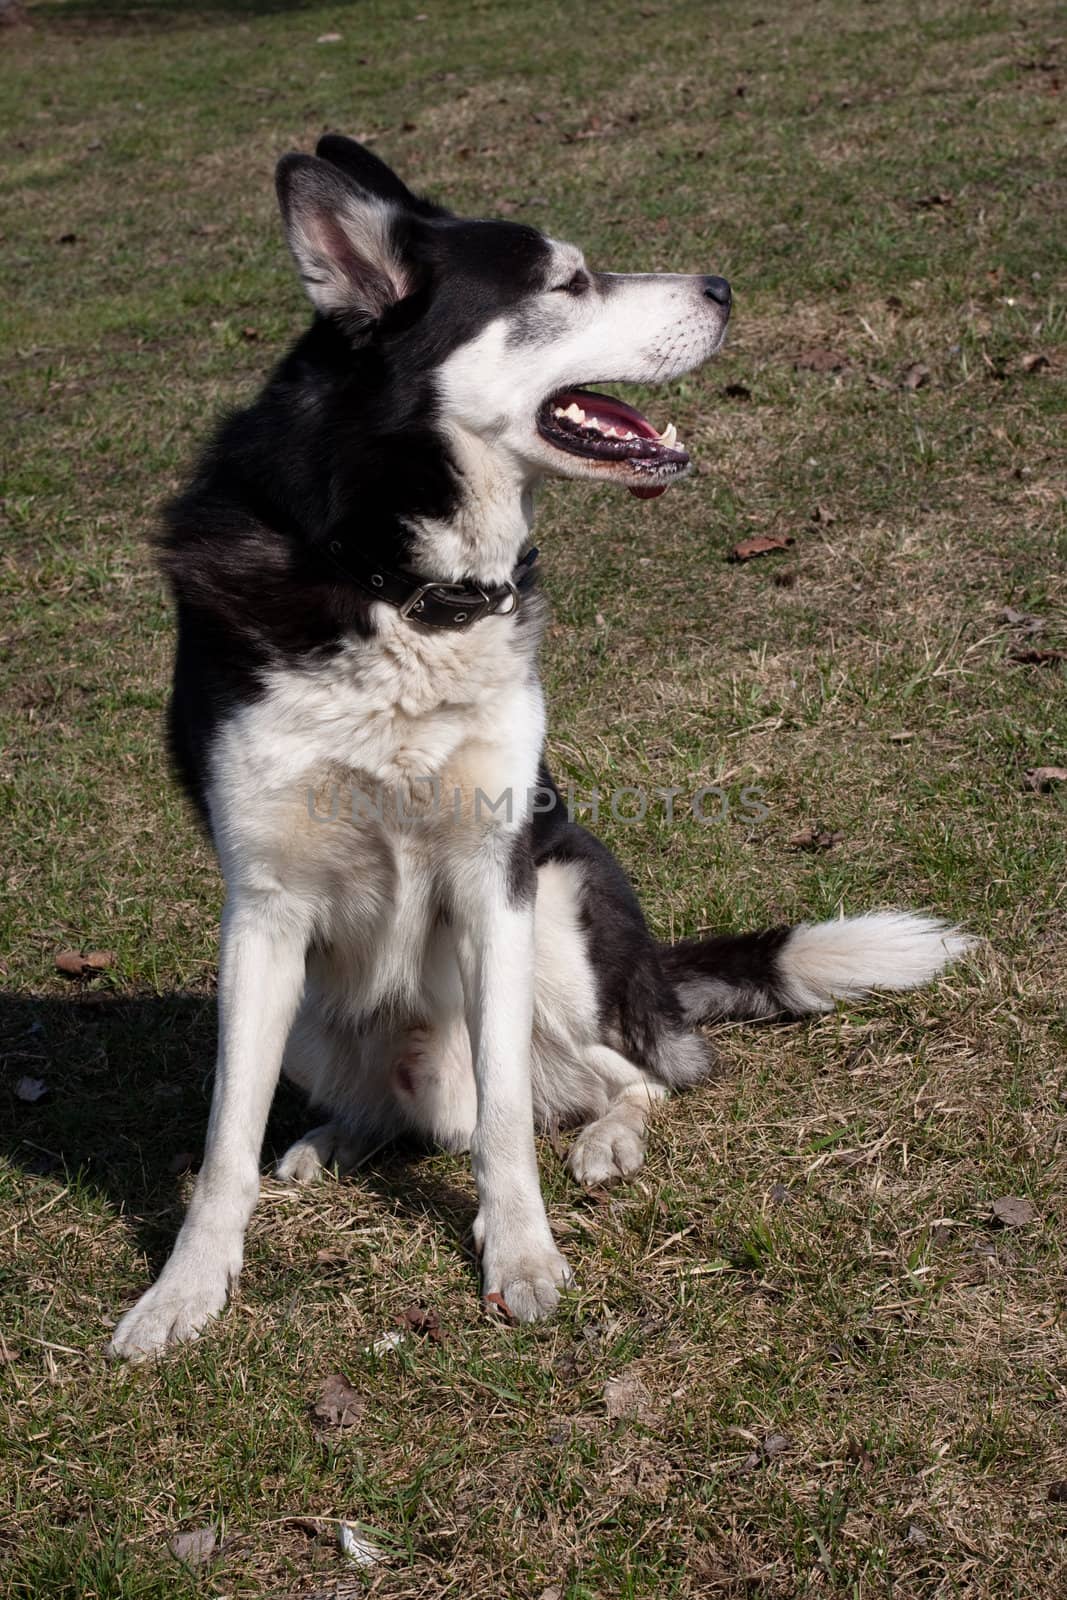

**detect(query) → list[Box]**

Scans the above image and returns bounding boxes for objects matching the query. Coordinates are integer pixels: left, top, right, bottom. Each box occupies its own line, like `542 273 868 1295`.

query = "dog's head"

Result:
277 135 730 502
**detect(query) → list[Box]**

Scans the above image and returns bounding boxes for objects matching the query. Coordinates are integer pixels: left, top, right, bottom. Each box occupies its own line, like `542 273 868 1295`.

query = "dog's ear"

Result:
276 153 415 331
315 133 450 220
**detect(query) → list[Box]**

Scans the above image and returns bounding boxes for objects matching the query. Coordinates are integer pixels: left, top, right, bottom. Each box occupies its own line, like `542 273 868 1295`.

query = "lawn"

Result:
1 0 1065 1595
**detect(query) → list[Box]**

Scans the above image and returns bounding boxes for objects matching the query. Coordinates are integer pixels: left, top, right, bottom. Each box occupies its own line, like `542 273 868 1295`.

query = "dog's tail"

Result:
660 911 972 1026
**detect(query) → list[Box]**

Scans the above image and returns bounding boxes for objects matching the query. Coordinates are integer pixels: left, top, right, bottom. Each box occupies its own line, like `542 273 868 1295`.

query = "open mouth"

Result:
536 388 689 500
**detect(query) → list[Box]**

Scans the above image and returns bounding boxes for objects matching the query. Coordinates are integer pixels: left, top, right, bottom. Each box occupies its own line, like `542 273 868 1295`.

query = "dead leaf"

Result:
794 347 850 373
1020 352 1050 373
774 570 798 589
997 606 1044 632
604 1368 659 1424
1025 766 1067 792
311 1372 365 1429
314 1248 348 1272
317 32 342 43
0 1332 19 1364
397 1303 444 1343
721 382 751 399
55 948 114 978
847 1440 876 1475
482 1291 517 1324
899 361 931 390
990 1195 1036 1228
810 504 836 524
742 1432 791 1470
1048 1481 1067 1503
729 533 795 562
57 232 77 244
168 1527 216 1568
1009 647 1065 666
915 190 954 208
789 826 843 852
15 1076 47 1103
167 1151 194 1175
907 1522 929 1546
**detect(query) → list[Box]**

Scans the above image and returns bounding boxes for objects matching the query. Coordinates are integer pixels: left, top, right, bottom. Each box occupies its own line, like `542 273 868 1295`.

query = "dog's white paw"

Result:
476 1217 573 1322
108 1264 234 1363
275 1121 358 1183
568 1117 646 1188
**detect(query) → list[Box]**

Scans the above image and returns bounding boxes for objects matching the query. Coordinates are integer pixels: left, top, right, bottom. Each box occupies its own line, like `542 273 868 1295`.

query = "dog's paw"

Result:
275 1122 358 1183
477 1222 574 1323
107 1268 232 1363
568 1117 646 1188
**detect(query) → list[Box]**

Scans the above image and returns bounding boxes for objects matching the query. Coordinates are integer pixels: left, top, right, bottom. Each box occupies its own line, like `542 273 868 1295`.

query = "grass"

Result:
1 0 1066 1594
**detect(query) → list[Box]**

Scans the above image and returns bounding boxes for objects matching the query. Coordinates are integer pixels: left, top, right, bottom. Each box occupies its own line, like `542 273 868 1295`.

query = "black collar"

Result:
326 541 540 630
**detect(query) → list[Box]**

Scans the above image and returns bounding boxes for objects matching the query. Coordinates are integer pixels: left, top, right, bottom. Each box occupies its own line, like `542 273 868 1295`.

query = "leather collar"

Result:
326 541 540 630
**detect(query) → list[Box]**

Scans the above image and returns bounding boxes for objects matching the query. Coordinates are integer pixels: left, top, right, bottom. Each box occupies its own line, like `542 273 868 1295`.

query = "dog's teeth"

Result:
553 405 566 418
564 403 586 424
659 421 677 446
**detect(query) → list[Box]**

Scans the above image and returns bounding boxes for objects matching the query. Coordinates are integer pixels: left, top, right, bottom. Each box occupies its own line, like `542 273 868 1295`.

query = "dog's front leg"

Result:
108 894 309 1361
451 835 572 1322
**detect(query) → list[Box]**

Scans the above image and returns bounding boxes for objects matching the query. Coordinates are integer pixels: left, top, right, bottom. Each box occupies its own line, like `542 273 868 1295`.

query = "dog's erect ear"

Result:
276 153 415 329
315 132 449 220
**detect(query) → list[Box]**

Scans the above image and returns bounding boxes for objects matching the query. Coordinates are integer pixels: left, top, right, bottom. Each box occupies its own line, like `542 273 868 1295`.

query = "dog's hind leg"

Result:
108 892 311 1362
275 1001 396 1181
566 1049 667 1188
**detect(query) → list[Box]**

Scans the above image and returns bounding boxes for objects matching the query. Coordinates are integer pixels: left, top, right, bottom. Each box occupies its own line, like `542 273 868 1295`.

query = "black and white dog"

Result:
109 136 968 1358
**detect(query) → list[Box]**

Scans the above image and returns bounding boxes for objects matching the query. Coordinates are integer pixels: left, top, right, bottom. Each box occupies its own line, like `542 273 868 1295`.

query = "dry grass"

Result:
1 0 1066 1595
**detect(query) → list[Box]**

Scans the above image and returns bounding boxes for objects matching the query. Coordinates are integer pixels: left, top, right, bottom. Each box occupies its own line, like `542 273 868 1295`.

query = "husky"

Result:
108 135 969 1359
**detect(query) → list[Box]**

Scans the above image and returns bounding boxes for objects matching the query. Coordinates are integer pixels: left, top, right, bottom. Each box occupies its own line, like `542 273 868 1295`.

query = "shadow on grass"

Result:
0 989 475 1279
28 0 322 28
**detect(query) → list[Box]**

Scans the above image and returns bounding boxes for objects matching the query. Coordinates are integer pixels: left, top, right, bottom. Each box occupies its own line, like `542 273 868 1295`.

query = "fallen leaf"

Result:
57 232 77 244
1009 647 1065 666
810 504 836 524
240 325 259 341
789 826 844 852
1048 1481 1067 1503
316 32 342 43
314 1247 348 1272
15 1076 47 1103
167 1151 194 1175
168 1527 216 1568
397 1303 444 1343
482 1291 517 1324
848 1440 876 1475
604 1368 659 1424
997 606 1044 632
721 381 751 399
1025 766 1067 792
1020 352 1050 373
0 1332 19 1364
915 191 953 208
990 1195 1036 1228
742 1432 791 1470
55 948 114 979
773 570 798 589
899 361 931 390
311 1372 365 1429
907 1522 929 1546
729 533 795 562
794 347 850 373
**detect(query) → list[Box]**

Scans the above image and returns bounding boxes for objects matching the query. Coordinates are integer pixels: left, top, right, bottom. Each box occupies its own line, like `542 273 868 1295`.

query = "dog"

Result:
108 135 969 1359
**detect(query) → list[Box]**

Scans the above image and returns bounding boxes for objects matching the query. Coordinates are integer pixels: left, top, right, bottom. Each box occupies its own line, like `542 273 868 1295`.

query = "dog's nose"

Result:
703 275 732 308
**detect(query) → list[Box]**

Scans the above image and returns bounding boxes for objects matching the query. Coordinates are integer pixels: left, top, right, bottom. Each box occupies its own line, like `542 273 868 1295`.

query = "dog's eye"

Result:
551 270 590 295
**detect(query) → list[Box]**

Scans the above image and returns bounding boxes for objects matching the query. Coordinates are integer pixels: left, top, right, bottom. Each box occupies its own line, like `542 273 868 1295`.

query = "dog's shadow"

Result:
0 990 474 1281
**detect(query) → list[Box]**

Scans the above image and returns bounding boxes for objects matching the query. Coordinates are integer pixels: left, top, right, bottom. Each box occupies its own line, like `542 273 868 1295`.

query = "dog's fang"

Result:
659 421 677 446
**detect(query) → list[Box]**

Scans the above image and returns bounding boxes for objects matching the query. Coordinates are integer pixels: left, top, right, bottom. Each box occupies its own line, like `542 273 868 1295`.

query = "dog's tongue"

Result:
629 485 668 500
